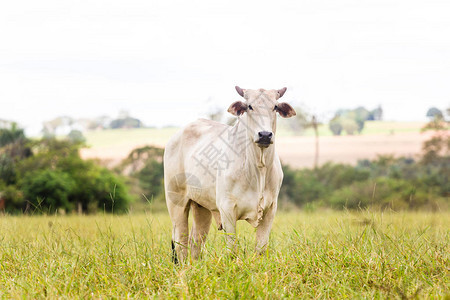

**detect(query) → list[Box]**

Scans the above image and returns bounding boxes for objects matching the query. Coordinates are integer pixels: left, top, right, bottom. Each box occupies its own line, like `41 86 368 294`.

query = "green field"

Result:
1 211 448 298
83 121 426 149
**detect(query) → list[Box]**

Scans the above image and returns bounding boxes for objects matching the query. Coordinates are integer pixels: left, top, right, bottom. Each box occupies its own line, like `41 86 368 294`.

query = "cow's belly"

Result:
186 183 218 212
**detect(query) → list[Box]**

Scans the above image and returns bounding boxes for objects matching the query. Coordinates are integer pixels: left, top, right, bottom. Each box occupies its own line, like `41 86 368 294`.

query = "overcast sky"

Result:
1 0 449 134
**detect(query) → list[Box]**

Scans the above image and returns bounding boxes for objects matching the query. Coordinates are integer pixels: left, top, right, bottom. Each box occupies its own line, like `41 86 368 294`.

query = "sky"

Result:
0 0 449 135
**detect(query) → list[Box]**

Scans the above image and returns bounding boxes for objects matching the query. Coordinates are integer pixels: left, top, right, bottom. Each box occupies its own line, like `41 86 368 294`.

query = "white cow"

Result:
164 86 296 262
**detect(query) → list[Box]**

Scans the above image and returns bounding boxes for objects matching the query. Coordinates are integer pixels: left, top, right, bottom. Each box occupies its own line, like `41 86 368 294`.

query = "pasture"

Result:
1 211 448 298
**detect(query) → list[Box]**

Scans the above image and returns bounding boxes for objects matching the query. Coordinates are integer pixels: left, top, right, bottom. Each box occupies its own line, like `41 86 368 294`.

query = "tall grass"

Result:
0 211 448 298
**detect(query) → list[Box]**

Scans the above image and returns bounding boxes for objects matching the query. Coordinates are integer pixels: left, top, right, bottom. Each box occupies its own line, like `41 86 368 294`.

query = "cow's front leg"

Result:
218 201 237 253
256 203 277 254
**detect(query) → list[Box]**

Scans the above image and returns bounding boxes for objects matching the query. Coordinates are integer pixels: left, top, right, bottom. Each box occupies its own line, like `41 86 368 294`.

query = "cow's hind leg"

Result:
189 202 212 259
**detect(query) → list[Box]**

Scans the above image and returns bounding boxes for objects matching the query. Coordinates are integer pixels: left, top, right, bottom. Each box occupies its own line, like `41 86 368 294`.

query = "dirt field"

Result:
80 128 432 168
276 132 430 168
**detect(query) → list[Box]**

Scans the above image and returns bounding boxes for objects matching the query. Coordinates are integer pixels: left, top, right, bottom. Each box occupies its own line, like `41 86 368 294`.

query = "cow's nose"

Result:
258 131 273 139
257 131 273 146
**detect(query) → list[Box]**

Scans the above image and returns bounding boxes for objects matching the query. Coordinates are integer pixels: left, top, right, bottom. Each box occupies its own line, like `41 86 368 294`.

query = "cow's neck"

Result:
247 141 275 224
235 119 276 224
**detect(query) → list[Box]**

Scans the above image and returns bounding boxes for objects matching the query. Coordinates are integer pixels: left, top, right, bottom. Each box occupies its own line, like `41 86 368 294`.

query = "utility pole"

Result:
312 115 319 169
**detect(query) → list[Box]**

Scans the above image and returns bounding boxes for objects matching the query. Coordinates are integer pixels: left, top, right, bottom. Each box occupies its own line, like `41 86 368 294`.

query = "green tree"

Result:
0 123 26 147
341 118 358 135
115 146 165 203
426 107 443 120
329 116 343 136
421 113 449 165
67 130 86 144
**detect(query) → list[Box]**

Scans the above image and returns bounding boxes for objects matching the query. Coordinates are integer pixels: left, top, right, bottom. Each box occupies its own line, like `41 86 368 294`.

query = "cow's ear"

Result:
277 87 287 99
227 101 247 116
276 102 296 118
235 86 245 97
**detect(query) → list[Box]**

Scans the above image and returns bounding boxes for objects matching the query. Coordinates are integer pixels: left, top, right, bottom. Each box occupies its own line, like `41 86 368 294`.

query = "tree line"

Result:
0 110 448 214
0 125 131 214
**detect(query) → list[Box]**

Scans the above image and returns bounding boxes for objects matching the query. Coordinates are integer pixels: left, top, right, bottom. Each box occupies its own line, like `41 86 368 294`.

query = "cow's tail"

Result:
171 240 179 264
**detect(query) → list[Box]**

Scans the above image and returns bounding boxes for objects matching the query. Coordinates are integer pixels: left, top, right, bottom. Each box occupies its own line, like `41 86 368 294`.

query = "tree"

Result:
42 116 74 136
421 112 449 165
426 107 443 120
110 117 143 129
0 123 25 147
115 146 165 203
329 116 343 136
353 107 370 133
0 123 31 186
342 118 358 135
67 130 86 144
286 107 310 134
370 105 383 121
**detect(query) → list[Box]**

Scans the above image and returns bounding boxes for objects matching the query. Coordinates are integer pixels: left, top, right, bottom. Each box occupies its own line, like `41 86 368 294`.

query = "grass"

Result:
0 211 448 298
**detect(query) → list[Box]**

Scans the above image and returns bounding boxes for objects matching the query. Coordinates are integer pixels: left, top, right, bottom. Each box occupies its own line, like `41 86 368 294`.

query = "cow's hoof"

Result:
171 240 179 264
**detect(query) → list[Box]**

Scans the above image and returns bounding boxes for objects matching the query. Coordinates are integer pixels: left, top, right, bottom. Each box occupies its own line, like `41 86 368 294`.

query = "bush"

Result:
91 168 132 213
14 138 132 214
22 170 76 213
279 165 325 207
326 177 444 211
0 154 16 185
0 184 24 213
279 163 370 208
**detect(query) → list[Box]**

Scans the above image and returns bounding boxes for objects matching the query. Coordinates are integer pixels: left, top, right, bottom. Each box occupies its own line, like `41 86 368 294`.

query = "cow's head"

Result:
228 86 296 148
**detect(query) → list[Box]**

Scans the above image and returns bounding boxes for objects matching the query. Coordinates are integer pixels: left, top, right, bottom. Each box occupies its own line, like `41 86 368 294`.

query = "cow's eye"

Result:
248 105 253 111
274 105 278 111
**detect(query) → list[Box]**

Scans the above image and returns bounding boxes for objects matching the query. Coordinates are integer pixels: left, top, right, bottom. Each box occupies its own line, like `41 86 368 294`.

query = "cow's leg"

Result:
166 195 190 263
212 211 222 230
255 203 277 254
218 202 237 253
189 202 212 259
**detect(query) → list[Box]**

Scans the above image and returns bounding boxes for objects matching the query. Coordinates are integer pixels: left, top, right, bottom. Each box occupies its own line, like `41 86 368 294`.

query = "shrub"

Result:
22 170 76 213
326 177 440 211
16 138 132 214
0 154 16 185
137 160 164 201
0 184 24 213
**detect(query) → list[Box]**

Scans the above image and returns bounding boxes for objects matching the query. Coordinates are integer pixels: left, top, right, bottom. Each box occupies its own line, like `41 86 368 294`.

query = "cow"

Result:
164 86 296 262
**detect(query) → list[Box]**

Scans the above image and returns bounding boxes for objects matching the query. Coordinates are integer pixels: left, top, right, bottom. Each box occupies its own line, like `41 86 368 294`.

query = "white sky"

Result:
1 0 449 134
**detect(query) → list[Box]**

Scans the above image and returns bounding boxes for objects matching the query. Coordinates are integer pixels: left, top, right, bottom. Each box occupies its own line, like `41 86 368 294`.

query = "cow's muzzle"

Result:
256 131 273 148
